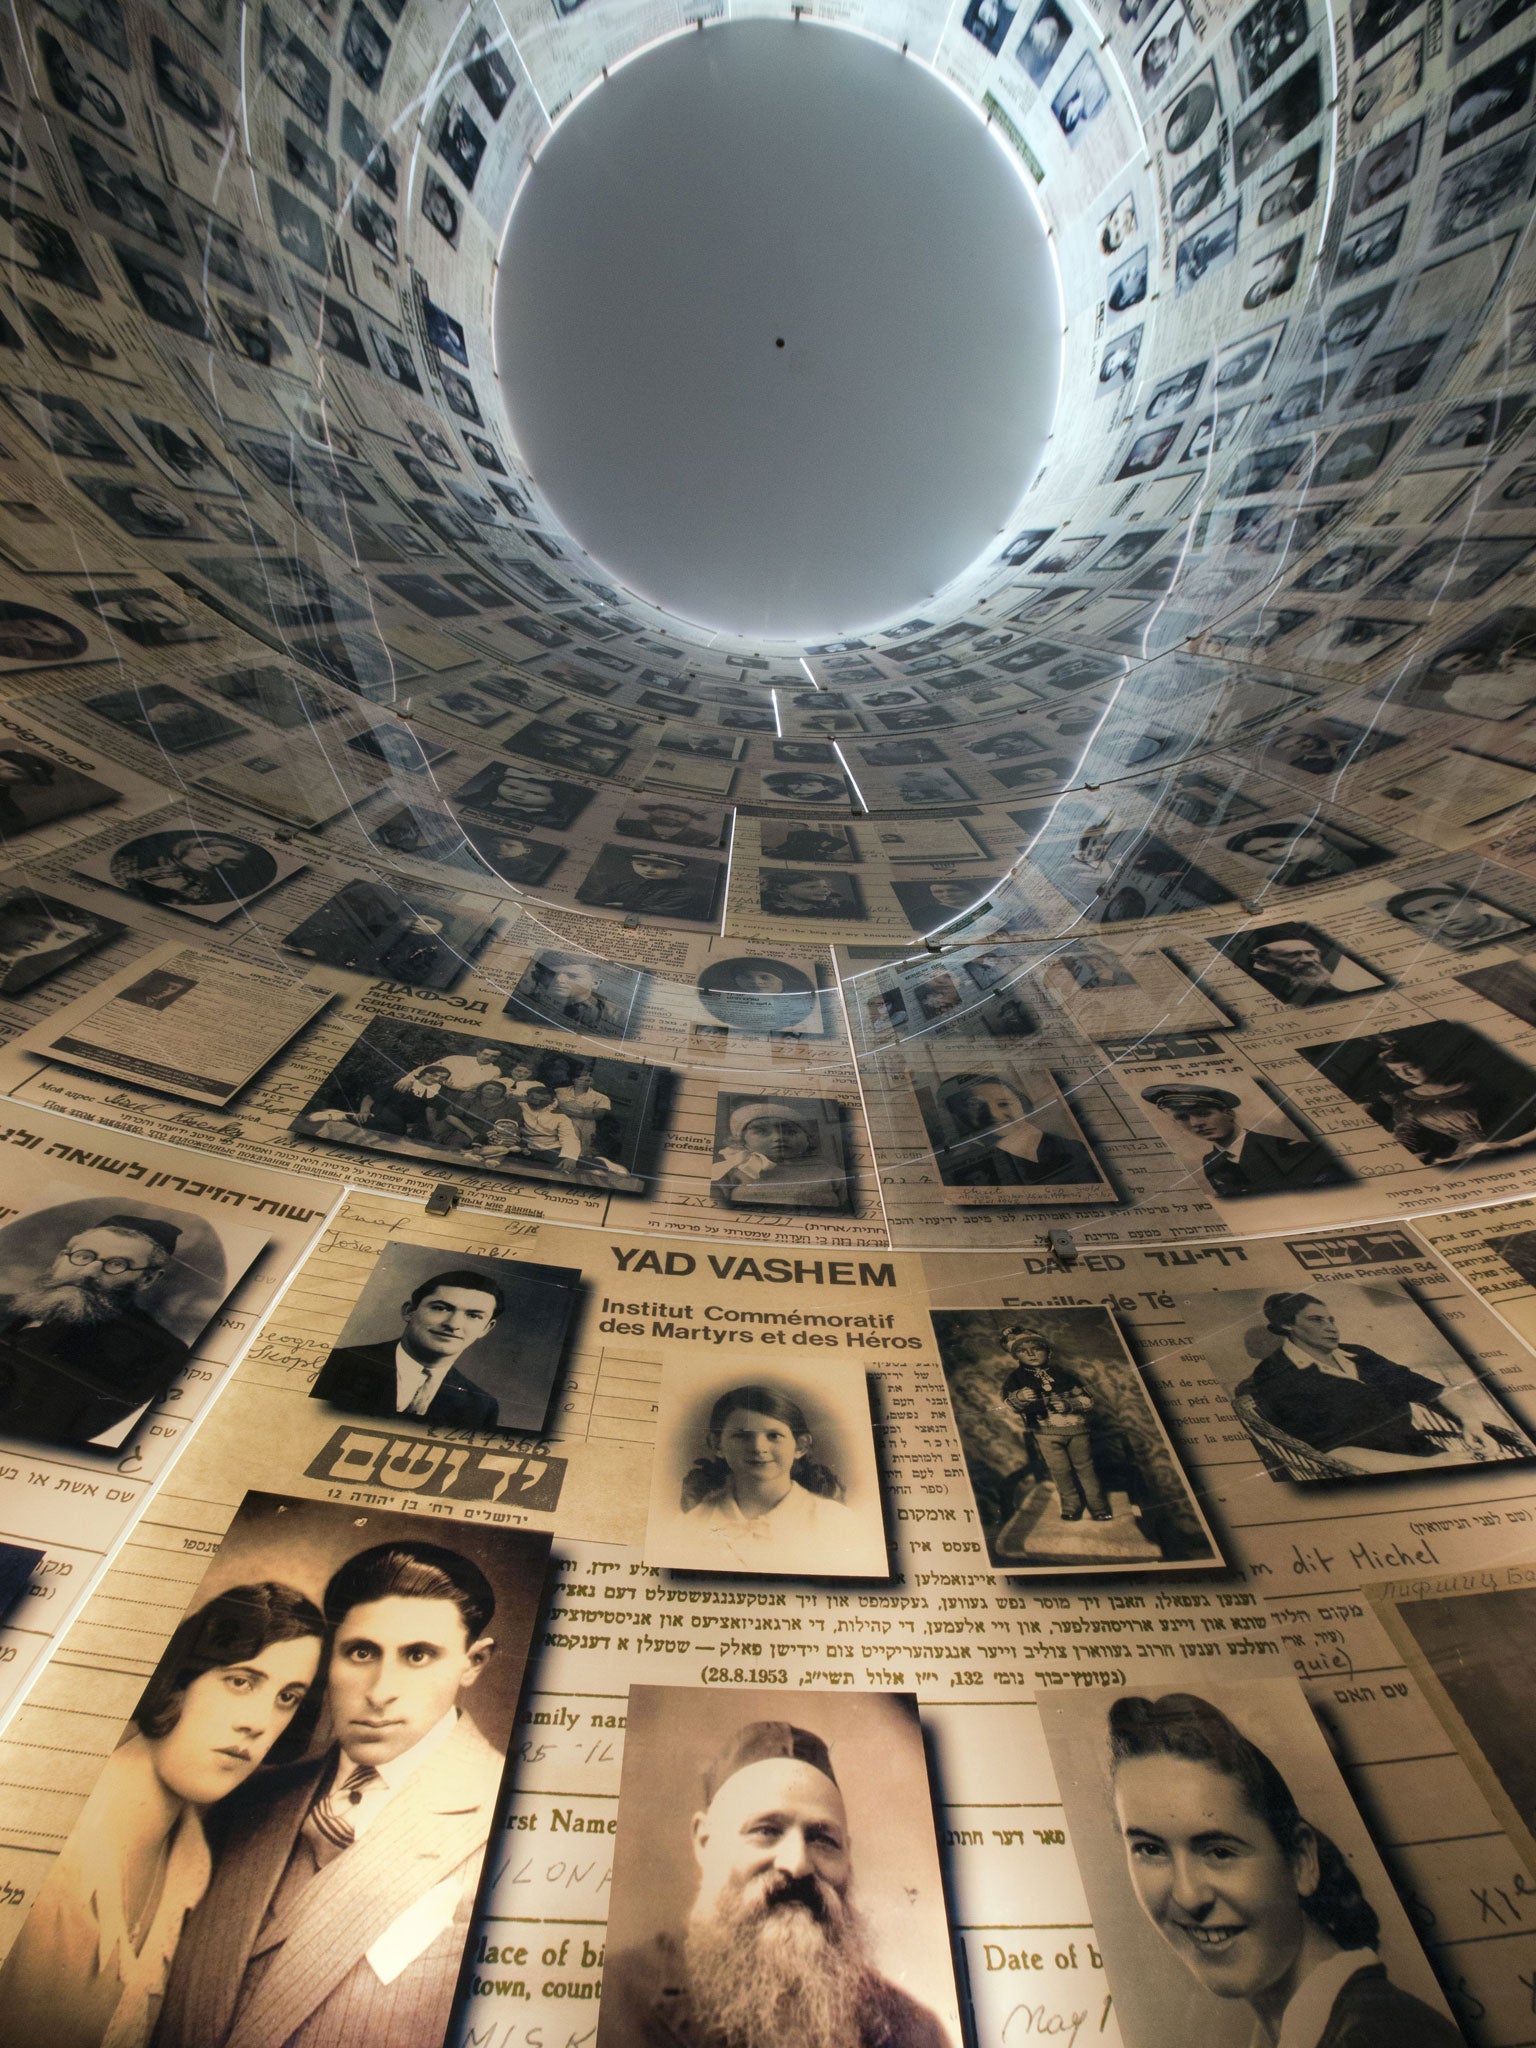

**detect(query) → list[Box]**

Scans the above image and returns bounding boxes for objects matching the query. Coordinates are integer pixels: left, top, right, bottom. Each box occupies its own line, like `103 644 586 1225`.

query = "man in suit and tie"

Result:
1141 1082 1349 1199
154 1538 504 2048
310 1269 501 1428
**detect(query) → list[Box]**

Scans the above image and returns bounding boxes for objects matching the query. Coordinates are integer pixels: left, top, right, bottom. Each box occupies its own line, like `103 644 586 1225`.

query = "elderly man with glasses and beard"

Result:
602 1721 949 2048
0 1212 189 1444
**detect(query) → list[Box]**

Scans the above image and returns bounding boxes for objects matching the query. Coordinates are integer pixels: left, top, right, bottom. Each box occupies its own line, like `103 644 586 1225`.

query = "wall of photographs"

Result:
0 0 1533 2040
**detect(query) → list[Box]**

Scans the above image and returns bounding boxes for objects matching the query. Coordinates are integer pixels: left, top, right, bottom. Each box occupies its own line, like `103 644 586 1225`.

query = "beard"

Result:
684 1871 876 2048
9 1279 126 1328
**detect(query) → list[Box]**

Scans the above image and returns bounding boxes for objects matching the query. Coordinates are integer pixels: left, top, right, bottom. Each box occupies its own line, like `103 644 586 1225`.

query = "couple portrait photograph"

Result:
0 1491 549 2048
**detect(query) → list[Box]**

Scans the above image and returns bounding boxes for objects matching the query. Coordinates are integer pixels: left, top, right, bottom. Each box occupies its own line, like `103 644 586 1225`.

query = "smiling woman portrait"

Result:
1107 1692 1461 2048
0 1581 324 2048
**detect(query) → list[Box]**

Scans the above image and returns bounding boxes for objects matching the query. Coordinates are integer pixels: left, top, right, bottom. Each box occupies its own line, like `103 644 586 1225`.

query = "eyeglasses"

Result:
59 1247 152 1276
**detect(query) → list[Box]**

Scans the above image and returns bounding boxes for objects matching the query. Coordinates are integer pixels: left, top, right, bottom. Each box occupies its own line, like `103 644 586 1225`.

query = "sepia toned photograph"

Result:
1380 880 1533 949
281 879 496 990
503 949 646 1038
1139 1075 1350 1199
310 1239 581 1435
910 1063 1115 1204
1207 921 1391 1006
1037 1678 1459 2048
0 885 125 996
576 844 723 923
0 1489 549 2048
0 742 117 840
76 829 306 926
1369 1565 1536 1883
645 1364 887 1576
1174 1277 1533 1480
695 956 826 1034
291 1017 671 1195
710 1094 853 1213
931 1307 1219 1570
0 1187 264 1448
600 1688 961 2048
1300 1019 1536 1166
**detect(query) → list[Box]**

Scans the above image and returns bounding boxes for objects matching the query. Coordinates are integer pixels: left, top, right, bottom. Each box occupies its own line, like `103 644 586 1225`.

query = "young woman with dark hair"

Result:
1108 1691 1461 2046
0 1581 324 2047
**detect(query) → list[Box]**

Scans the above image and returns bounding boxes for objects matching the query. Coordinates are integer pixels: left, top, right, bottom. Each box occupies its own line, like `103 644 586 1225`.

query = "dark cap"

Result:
1140 1084 1240 1112
703 1721 837 1806
92 1214 181 1258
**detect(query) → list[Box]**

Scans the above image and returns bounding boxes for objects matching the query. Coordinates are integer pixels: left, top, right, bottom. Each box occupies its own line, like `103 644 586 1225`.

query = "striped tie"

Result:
302 1761 381 1863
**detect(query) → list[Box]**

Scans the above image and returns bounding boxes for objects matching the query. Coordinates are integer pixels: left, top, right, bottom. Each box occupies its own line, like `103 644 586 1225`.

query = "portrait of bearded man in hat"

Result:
601 1698 958 2048
0 1209 192 1444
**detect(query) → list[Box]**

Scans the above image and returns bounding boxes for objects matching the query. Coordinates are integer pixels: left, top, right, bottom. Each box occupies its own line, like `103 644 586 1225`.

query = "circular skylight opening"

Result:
495 18 1063 641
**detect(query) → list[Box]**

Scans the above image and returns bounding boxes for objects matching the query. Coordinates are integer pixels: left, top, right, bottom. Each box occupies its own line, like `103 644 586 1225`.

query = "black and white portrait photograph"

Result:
309 1240 581 1434
1208 921 1391 1006
1036 1678 1460 2048
0 1488 549 2048
453 761 594 832
1444 39 1536 152
761 819 857 863
280 879 495 990
1299 1019 1536 1166
576 845 723 924
291 1018 669 1195
599 1688 961 2048
503 950 646 1038
931 1307 1218 1570
1223 817 1393 888
1052 50 1111 140
617 797 725 848
0 741 116 837
1231 0 1310 96
76 829 305 925
709 1094 852 1213
891 876 998 932
759 869 865 921
0 885 124 996
1233 58 1321 178
83 684 245 754
1018 0 1072 80
695 957 825 1034
1177 1276 1533 1480
1164 69 1219 152
1430 124 1536 242
963 0 1016 55
1398 604 1536 719
1139 1075 1351 1200
645 1366 886 1576
910 1064 1115 1205
0 1189 263 1448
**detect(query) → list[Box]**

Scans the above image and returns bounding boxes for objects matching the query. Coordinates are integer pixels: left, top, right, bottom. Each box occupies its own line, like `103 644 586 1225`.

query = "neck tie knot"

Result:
304 1761 381 1859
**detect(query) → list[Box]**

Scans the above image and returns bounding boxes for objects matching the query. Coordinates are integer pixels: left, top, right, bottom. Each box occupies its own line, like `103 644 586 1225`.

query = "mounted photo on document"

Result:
908 1058 1115 1204
291 1017 672 1196
0 1489 550 2048
599 1686 962 2048
645 1359 886 1578
1173 1277 1534 1480
309 1239 582 1435
1037 1676 1460 2048
0 1175 265 1449
930 1306 1218 1573
1368 1562 1536 1883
